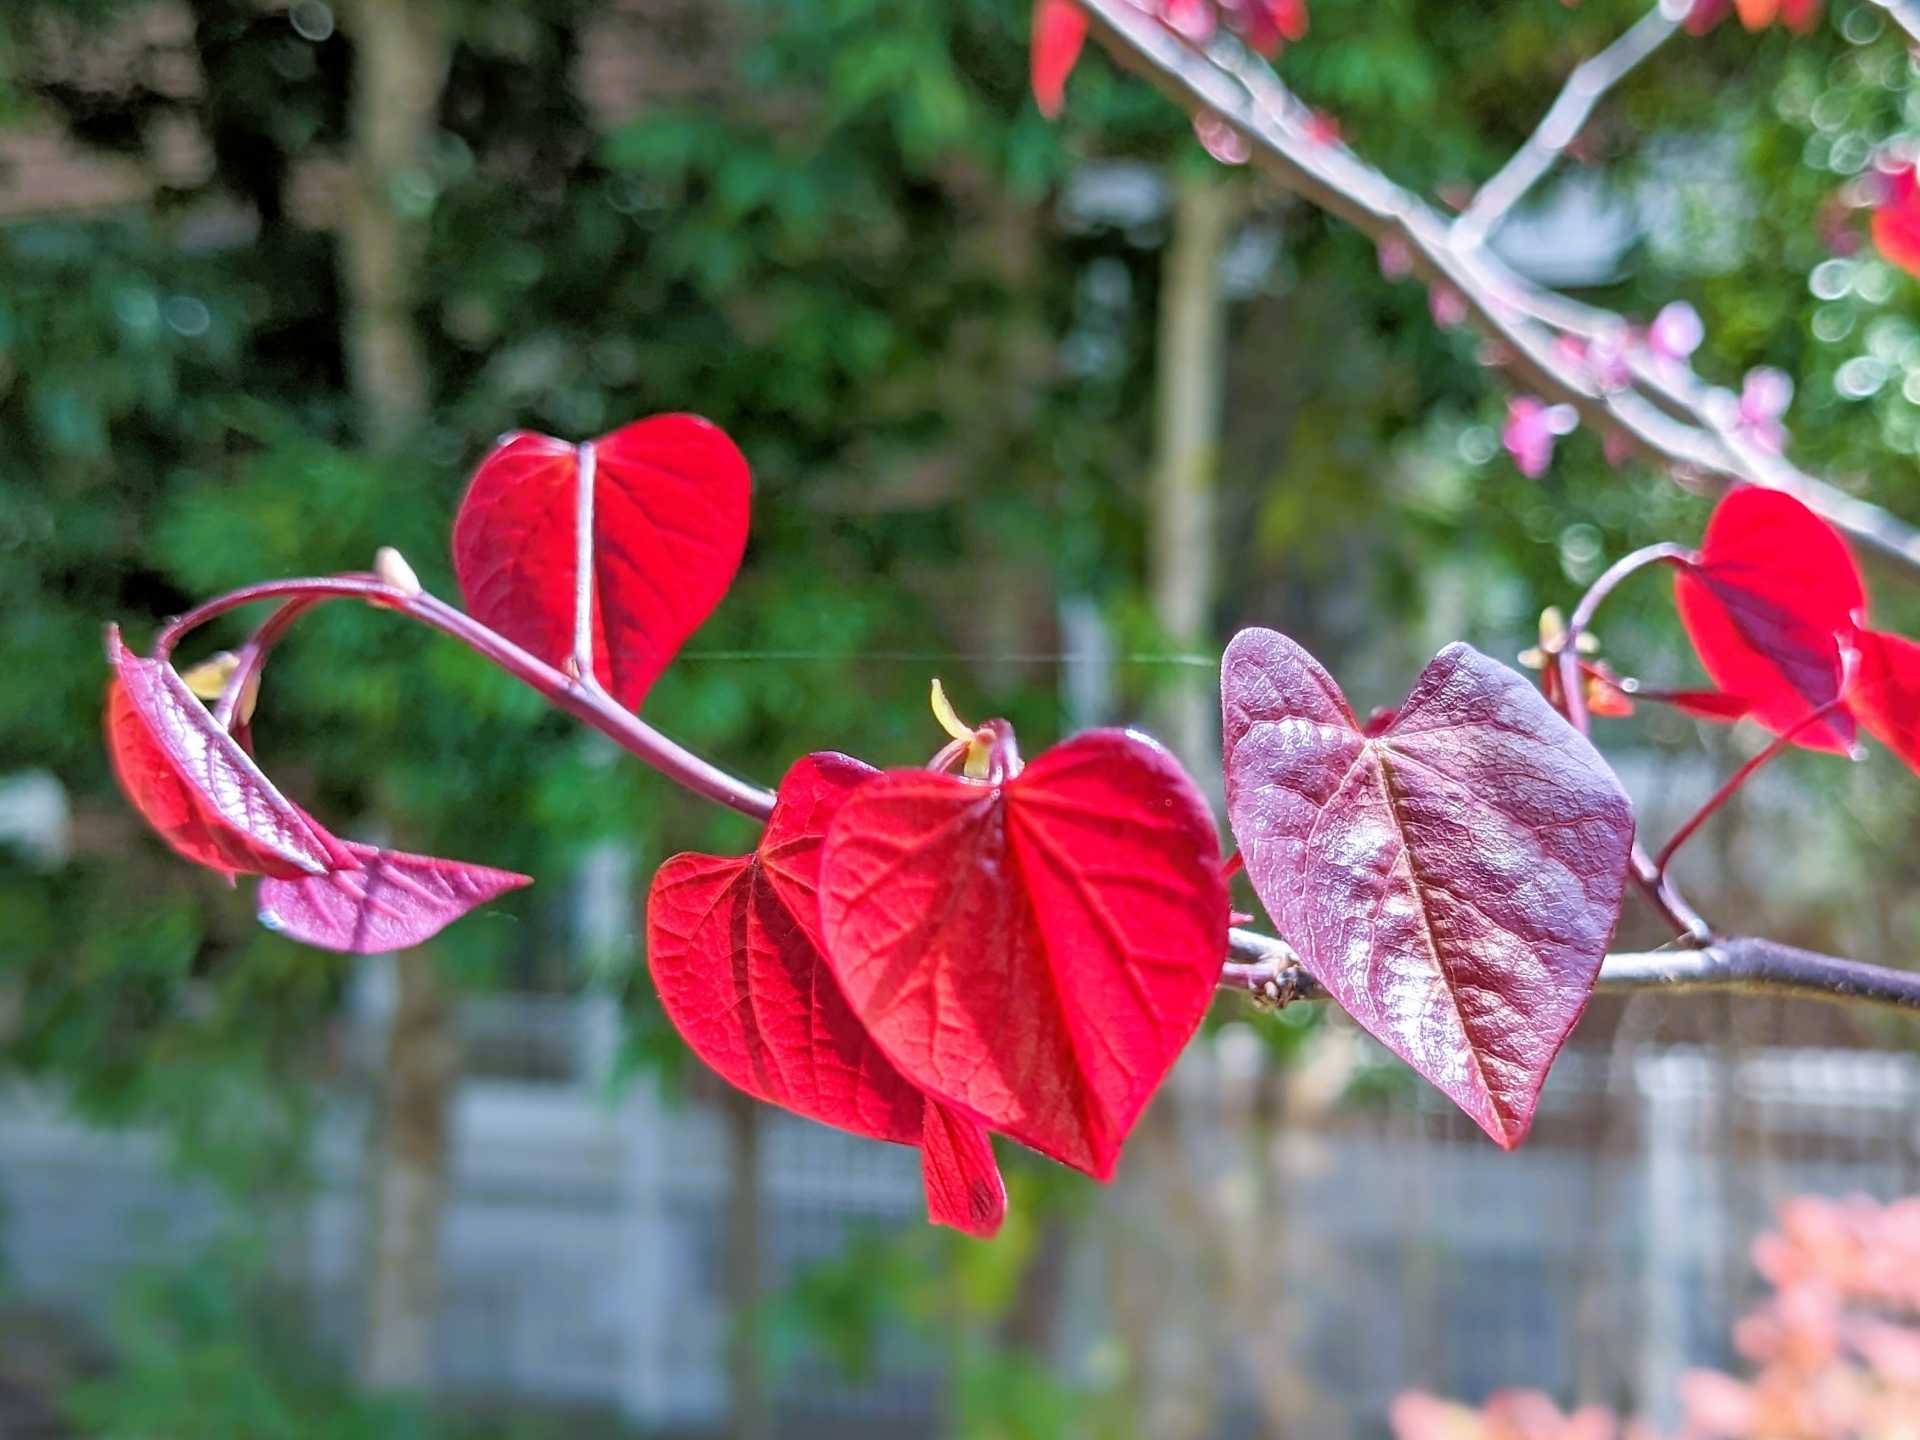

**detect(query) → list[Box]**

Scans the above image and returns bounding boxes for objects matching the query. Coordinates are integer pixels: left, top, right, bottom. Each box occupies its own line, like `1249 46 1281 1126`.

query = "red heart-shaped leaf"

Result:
1849 627 1920 775
816 729 1229 1182
645 756 1006 1244
451 414 750 712
1674 487 1864 753
1221 631 1634 1149
1032 0 1089 117
257 840 530 953
105 627 333 880
647 822 1006 1238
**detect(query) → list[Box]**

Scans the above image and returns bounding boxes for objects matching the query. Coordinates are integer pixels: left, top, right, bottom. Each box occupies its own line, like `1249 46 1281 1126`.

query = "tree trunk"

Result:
337 1 453 1395
338 0 448 454
362 949 458 1392
722 1088 773 1440
1148 175 1236 793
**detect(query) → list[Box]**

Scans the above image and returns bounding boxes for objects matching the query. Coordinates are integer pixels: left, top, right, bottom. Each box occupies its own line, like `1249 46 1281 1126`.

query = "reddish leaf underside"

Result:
1674 487 1864 753
647 773 1006 1237
1032 0 1089 117
1850 627 1920 775
816 729 1229 1183
105 628 333 879
451 415 750 713
257 840 530 953
1220 631 1634 1149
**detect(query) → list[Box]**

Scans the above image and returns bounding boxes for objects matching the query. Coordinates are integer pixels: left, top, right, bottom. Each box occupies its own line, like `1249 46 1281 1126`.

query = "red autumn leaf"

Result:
1220 631 1634 1149
1031 0 1089 118
1635 687 1758 722
816 729 1229 1182
1849 628 1920 775
648 756 1006 1244
451 414 750 712
1872 167 1920 278
1675 487 1864 754
647 831 1006 1238
104 626 334 880
258 840 530 953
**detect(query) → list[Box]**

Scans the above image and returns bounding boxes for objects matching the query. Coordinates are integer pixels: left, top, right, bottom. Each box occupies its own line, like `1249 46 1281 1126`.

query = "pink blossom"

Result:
1193 111 1251 164
1737 367 1794 453
1430 285 1468 328
1503 396 1578 478
1648 301 1705 363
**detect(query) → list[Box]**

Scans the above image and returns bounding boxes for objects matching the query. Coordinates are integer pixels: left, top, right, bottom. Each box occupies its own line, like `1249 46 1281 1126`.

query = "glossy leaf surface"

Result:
451 414 750 712
648 756 1005 1237
1221 631 1634 1149
105 627 333 879
1674 487 1863 752
817 729 1229 1182
258 841 530 952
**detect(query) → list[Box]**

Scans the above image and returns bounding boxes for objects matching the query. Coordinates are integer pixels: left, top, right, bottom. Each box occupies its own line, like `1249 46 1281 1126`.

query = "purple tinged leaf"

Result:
1221 630 1634 1149
257 840 530 953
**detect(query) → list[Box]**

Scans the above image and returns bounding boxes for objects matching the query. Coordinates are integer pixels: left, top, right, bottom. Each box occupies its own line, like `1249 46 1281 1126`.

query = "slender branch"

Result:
1653 693 1853 874
1453 0 1685 248
1222 928 1920 1013
1629 840 1715 946
213 597 319 730
1557 541 1694 740
1866 0 1920 46
573 441 598 681
1074 0 1920 573
151 577 778 821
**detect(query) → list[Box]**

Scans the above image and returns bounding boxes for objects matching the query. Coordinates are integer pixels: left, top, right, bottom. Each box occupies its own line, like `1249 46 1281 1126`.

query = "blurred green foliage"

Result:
5 0 1920 1431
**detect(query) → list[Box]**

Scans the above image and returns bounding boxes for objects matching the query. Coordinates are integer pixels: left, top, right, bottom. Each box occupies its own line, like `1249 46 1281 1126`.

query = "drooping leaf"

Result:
104 626 334 879
1849 628 1920 775
1674 487 1864 753
1031 0 1089 118
647 758 1006 1237
816 729 1229 1182
257 841 530 952
1220 631 1634 1149
450 414 751 712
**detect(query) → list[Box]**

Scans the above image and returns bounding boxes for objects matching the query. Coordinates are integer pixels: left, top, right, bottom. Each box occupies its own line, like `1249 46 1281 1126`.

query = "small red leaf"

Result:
1636 687 1758 722
104 627 333 879
257 841 530 952
1674 487 1864 753
1032 0 1089 118
918 1097 1007 1240
1221 631 1634 1150
1849 628 1920 774
817 729 1229 1182
451 415 750 712
647 761 1006 1237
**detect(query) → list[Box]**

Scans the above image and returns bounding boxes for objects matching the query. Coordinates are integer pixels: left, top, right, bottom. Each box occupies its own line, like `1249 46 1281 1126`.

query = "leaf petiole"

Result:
1557 542 1694 738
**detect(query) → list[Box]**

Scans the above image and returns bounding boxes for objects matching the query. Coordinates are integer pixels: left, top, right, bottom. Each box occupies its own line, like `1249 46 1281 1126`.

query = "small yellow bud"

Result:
929 678 974 743
181 652 240 701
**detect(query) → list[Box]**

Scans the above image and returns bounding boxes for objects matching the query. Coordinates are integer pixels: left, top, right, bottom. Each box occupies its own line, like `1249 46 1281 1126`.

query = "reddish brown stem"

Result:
150 575 778 821
1653 694 1853 877
1556 542 1694 741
